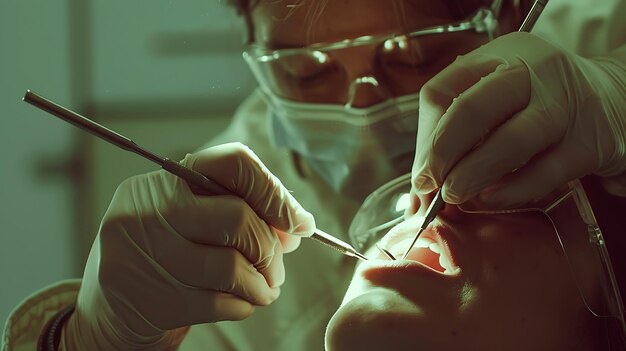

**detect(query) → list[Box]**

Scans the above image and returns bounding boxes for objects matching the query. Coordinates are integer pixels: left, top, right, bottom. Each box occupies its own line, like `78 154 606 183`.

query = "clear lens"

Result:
544 186 624 319
244 10 494 104
458 181 624 321
348 173 411 252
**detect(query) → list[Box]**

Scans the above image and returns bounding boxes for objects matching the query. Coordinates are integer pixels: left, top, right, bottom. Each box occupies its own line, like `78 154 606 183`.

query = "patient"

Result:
326 176 626 350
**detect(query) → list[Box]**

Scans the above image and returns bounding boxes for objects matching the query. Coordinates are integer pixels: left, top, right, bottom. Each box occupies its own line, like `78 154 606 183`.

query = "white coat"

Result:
3 0 625 349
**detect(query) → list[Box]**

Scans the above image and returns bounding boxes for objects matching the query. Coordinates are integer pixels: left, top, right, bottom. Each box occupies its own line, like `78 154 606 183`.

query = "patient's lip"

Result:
359 257 461 290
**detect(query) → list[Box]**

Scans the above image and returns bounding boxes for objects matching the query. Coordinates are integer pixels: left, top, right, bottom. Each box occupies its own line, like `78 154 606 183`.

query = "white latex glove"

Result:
411 32 626 208
61 142 316 350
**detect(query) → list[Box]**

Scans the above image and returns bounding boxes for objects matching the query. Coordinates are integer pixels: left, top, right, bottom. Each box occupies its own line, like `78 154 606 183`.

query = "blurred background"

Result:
1 0 256 327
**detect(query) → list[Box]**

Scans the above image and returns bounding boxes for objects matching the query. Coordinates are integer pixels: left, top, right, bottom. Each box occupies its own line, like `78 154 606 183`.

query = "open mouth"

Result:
386 225 459 275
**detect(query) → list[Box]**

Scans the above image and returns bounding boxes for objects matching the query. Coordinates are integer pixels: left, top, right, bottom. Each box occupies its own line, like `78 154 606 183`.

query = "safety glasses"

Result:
349 173 625 338
243 4 499 104
459 181 624 322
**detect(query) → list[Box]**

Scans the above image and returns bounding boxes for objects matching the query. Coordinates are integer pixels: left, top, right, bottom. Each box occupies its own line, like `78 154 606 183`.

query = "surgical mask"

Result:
267 92 419 200
243 5 499 200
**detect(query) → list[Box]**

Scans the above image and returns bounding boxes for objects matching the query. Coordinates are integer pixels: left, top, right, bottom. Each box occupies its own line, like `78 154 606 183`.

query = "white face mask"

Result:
267 93 419 200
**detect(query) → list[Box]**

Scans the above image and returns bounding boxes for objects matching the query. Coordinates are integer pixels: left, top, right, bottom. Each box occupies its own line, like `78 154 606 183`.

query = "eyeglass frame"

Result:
242 1 503 106
459 180 625 325
244 5 499 62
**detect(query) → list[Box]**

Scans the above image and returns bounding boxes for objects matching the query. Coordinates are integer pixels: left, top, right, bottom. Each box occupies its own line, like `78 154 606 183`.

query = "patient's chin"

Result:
325 304 363 351
326 298 388 351
325 290 423 351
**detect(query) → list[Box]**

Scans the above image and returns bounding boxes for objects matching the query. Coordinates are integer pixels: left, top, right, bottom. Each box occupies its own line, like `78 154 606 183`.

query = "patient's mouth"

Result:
387 228 459 275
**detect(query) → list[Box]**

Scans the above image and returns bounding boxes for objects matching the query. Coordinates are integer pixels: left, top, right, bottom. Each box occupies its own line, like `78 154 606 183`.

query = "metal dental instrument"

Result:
376 244 397 260
400 0 549 260
400 189 445 260
23 90 368 262
519 0 549 33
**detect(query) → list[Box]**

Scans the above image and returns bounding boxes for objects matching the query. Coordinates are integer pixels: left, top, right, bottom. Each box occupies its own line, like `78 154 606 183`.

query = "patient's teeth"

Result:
415 237 434 248
389 236 437 259
439 253 452 271
429 242 441 254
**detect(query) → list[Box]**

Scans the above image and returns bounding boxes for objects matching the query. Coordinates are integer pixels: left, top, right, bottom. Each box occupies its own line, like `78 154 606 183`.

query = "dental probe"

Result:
23 90 368 262
519 0 549 33
400 189 445 260
399 0 549 260
376 244 397 260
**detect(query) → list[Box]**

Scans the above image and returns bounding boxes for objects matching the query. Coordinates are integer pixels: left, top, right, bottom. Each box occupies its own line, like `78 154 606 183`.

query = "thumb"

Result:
185 143 316 236
410 162 439 197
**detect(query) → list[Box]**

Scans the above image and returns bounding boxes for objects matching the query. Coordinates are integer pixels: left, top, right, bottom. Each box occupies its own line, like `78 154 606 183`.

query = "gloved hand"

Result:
61 142 316 350
411 32 626 209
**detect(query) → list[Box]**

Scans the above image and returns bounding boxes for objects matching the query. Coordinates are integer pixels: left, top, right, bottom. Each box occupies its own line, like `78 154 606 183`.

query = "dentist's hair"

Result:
225 0 530 43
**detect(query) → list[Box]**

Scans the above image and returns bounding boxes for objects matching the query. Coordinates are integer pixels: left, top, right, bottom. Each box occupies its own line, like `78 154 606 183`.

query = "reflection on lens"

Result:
348 173 411 252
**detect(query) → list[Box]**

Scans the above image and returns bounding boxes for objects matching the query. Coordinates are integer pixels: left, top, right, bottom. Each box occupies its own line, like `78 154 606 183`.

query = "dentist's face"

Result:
250 0 490 106
326 194 599 351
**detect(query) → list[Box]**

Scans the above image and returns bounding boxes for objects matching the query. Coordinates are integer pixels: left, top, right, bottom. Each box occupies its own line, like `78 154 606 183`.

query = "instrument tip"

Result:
376 244 396 260
353 251 368 261
400 227 426 260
